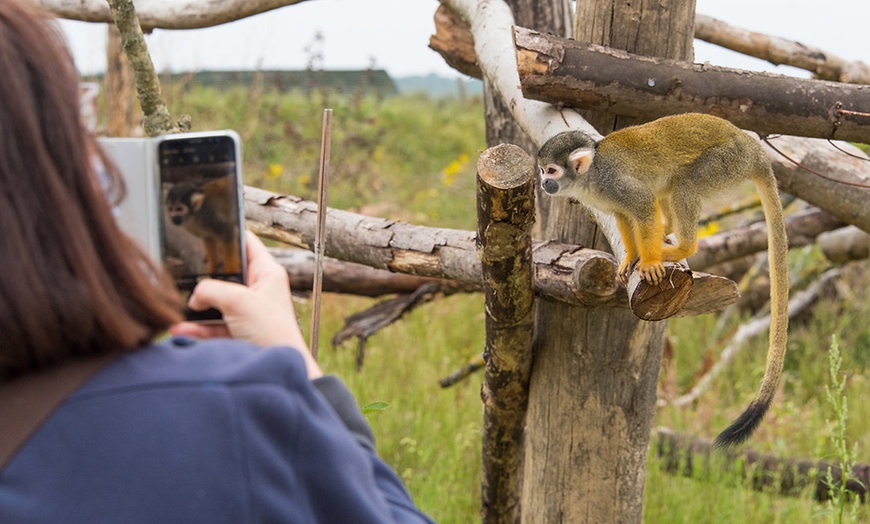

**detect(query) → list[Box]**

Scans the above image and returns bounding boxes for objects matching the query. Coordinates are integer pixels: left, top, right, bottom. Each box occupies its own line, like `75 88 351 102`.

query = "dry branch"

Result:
476 144 535 524
431 10 870 86
331 283 443 370
245 186 736 315
37 0 308 30
689 208 846 271
763 135 870 233
514 27 870 144
655 427 870 502
694 14 870 84
818 226 870 263
270 248 473 297
106 0 180 136
429 4 481 79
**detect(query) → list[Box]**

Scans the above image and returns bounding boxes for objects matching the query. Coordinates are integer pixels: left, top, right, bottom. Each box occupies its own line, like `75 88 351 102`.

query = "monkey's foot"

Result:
617 257 637 284
637 261 666 286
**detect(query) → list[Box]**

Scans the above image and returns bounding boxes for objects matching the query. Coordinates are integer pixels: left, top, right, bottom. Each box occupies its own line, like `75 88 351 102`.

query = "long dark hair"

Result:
0 1 183 379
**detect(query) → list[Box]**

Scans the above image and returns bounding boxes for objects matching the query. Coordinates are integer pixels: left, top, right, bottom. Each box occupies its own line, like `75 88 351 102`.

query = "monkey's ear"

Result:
190 192 205 213
568 148 594 175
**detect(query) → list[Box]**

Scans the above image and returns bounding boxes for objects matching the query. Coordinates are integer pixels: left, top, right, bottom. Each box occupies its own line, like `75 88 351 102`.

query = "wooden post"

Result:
105 24 135 137
476 144 536 523
522 0 696 521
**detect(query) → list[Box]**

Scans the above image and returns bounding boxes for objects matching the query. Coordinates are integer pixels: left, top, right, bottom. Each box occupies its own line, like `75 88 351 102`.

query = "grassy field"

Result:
155 85 870 523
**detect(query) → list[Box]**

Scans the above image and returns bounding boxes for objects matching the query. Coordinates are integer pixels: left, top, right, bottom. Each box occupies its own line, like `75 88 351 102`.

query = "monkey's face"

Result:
168 201 191 225
539 164 566 195
537 131 597 198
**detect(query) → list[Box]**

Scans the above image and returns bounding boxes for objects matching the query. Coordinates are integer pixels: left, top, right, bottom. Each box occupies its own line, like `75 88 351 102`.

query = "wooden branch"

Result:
432 10 870 86
764 135 870 233
818 226 870 263
442 0 599 145
269 248 475 297
477 144 535 524
654 427 870 502
694 14 870 84
689 208 846 271
244 186 737 315
514 27 870 144
331 283 442 371
429 4 481 79
106 0 179 136
38 0 308 30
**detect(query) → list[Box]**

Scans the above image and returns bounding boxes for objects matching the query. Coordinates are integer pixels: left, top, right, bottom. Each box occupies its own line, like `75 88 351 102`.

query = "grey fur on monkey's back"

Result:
597 113 773 193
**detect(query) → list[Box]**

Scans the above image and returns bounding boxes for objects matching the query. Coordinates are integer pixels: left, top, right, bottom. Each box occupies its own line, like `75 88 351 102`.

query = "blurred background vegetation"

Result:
113 80 870 522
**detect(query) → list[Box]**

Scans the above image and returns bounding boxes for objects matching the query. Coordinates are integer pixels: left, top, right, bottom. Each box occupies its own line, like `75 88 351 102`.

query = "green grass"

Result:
133 83 870 522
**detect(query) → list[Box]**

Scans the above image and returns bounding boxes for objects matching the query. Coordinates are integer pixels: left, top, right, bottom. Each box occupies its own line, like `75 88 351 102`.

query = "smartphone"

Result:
157 131 246 322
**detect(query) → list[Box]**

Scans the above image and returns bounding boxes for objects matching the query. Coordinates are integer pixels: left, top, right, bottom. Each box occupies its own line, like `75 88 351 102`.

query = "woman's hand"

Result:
170 231 323 379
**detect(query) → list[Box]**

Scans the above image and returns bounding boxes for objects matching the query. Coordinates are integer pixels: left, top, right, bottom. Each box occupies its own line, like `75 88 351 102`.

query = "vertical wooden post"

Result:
521 1 697 522
477 144 536 523
105 24 135 137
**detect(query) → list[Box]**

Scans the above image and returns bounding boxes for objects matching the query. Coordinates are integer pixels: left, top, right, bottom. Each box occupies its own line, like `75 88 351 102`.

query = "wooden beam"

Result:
514 27 870 144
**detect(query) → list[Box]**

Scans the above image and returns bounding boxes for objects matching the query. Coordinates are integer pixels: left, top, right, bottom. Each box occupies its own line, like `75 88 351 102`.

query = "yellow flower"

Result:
697 221 719 238
267 163 284 179
441 153 470 187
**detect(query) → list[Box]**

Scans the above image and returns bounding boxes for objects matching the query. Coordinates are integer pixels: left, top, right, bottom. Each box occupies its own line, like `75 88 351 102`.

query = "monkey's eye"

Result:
546 167 559 175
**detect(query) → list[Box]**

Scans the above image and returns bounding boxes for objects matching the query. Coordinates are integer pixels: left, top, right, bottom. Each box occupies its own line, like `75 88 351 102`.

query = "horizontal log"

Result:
514 27 870 144
694 14 870 84
432 10 870 86
655 427 870 502
818 226 870 263
37 0 308 30
269 248 474 297
244 186 736 315
690 208 846 270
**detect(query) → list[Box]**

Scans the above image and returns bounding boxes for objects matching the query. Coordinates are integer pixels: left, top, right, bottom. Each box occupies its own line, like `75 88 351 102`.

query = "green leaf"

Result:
361 401 391 415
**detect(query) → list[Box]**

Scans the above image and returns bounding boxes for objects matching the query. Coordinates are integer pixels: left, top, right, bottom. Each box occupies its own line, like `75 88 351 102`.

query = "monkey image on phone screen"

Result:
158 132 246 322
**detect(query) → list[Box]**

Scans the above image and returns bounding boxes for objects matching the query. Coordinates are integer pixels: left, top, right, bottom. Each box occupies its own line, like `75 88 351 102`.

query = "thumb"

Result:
187 278 249 314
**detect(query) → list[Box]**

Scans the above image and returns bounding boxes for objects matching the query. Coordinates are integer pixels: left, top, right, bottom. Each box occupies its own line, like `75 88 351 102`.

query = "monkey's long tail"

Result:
714 168 789 448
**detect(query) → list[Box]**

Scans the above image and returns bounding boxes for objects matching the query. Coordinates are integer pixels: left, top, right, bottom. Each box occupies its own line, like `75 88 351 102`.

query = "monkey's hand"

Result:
636 260 666 286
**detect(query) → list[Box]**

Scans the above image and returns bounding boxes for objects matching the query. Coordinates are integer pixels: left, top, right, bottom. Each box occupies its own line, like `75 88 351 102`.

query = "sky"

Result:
59 0 868 79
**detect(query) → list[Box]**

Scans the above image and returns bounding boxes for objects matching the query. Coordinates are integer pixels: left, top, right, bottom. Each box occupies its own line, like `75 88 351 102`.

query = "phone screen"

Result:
158 133 246 322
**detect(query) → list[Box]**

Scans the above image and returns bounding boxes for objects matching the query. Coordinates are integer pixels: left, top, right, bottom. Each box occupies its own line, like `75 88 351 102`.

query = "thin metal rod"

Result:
310 108 332 360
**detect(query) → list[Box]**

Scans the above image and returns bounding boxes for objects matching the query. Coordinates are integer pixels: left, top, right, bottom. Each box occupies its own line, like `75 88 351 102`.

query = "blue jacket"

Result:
0 337 434 523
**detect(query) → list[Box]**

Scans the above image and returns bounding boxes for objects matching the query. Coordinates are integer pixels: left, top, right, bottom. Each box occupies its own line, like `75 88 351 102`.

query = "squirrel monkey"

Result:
537 113 789 447
165 176 241 274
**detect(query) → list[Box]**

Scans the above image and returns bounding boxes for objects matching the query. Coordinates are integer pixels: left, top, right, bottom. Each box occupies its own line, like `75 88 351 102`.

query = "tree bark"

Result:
514 28 870 144
519 0 696 522
477 145 536 523
106 0 180 136
694 14 870 84
105 24 136 137
37 0 308 30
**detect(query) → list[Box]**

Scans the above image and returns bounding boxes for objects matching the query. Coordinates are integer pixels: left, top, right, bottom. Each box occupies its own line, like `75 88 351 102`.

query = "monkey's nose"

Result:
542 178 560 195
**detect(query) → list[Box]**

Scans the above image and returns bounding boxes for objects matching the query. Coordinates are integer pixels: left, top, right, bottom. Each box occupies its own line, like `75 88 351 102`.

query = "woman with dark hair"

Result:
0 2 432 522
